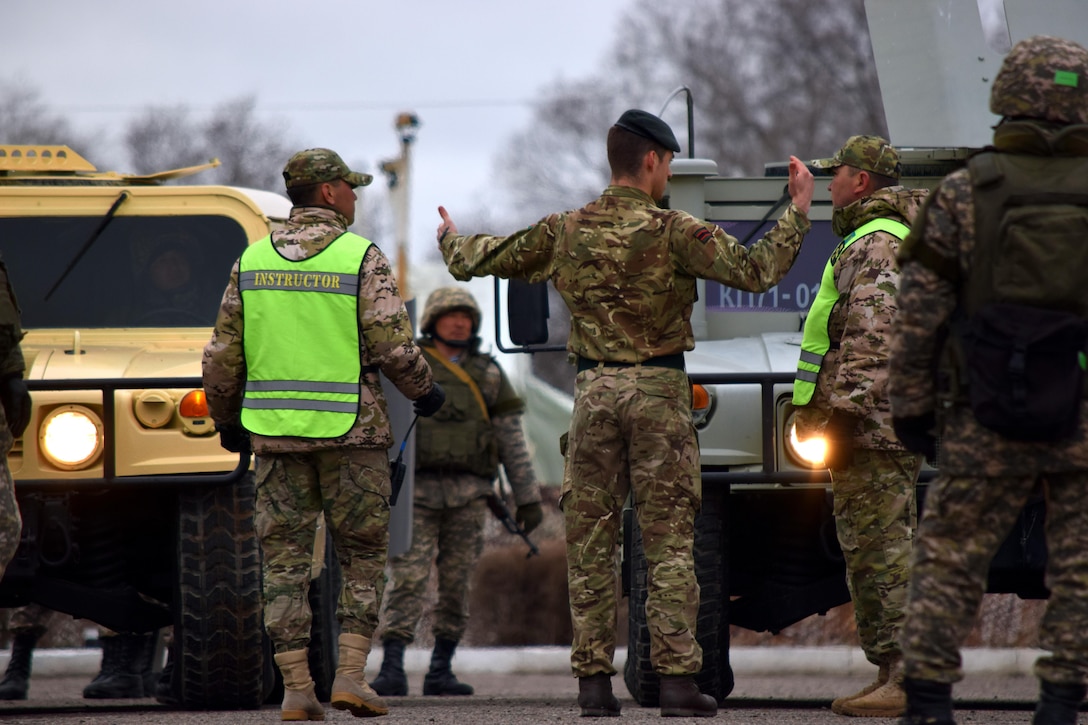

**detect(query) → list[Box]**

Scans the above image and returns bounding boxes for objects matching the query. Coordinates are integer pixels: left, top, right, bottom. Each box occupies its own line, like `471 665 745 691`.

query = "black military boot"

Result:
422 637 473 696
577 672 620 717
0 630 40 700
900 677 955 725
368 637 408 696
131 631 159 697
659 675 717 717
83 634 145 699
1033 680 1087 725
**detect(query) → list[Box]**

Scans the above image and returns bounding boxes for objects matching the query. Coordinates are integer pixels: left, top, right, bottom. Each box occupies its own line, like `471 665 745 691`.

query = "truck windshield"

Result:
0 215 247 328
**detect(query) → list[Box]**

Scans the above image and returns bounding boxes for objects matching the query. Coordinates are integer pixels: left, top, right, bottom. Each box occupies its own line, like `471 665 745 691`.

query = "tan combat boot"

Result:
330 633 389 717
837 659 906 717
273 650 325 721
831 660 891 714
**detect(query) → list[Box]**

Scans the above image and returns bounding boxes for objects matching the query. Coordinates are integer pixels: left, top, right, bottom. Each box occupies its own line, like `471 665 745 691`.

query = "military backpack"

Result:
960 146 1088 441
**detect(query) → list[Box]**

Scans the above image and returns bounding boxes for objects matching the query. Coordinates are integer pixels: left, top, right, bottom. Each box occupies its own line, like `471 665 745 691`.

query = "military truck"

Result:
500 0 1087 708
0 145 342 709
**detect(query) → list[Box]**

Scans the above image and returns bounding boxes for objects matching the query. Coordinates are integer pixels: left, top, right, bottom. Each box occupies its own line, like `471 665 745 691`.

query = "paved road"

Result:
0 669 1043 724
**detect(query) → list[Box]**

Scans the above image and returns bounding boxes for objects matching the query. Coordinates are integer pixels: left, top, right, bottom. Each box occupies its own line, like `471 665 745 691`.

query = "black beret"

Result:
614 109 681 153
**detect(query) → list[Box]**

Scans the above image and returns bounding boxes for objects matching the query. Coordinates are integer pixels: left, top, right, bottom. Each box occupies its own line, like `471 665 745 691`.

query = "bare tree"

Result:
202 96 294 190
496 0 886 222
0 78 102 164
124 105 204 175
123 95 296 190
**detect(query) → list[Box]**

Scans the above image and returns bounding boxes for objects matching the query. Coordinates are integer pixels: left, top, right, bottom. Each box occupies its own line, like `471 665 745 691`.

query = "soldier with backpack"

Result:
889 35 1088 725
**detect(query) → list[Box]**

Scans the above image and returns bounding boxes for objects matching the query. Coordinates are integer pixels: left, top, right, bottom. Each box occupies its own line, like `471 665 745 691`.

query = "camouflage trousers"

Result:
0 459 20 579
563 365 701 679
255 448 390 653
831 448 921 666
379 495 487 643
902 471 1088 686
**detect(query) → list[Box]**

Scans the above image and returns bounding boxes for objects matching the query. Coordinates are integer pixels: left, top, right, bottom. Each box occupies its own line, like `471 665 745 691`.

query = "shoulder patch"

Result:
693 226 714 244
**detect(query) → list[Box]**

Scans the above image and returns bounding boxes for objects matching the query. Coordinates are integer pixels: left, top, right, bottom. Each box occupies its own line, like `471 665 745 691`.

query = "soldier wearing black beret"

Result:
613 109 682 153
435 107 815 718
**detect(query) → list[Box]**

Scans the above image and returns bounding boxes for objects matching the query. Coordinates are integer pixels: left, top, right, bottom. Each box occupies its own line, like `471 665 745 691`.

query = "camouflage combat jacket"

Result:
890 122 1088 475
203 206 433 454
414 342 541 510
795 186 928 450
441 185 810 362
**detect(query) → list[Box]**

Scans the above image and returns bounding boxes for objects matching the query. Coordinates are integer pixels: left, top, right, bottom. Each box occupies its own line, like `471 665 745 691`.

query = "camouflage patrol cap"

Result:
990 35 1088 125
420 286 482 336
282 148 373 189
811 135 900 179
614 109 681 153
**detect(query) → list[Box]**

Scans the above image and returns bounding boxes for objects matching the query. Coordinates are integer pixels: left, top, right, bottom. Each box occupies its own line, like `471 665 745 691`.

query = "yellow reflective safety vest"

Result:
238 232 371 438
793 219 910 406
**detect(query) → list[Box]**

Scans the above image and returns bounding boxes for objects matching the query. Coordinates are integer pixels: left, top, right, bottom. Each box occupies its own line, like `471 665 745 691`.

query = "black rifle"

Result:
389 415 419 506
486 493 539 559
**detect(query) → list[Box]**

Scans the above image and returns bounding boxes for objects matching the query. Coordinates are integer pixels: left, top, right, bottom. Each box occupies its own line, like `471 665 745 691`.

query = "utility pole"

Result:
380 112 421 300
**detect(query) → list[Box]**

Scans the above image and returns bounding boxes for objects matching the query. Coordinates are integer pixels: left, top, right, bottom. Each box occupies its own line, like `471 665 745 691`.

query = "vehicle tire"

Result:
171 474 266 709
263 519 342 704
623 486 732 706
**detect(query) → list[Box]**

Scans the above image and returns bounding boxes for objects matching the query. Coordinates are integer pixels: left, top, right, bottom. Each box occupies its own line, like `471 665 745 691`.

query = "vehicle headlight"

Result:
40 405 104 470
784 410 827 468
691 383 715 429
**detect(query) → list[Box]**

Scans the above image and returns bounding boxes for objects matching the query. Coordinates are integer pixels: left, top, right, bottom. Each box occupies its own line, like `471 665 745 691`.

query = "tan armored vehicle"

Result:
0 145 340 708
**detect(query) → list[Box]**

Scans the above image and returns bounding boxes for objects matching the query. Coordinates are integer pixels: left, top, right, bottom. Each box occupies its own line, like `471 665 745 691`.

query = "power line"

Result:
52 98 536 115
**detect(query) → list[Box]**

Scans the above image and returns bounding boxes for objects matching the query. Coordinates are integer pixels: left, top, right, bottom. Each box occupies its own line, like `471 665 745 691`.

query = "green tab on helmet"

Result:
990 35 1088 125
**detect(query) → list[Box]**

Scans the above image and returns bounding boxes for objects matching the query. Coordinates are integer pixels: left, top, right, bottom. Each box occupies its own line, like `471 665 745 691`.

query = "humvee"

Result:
0 145 342 709
500 0 1086 707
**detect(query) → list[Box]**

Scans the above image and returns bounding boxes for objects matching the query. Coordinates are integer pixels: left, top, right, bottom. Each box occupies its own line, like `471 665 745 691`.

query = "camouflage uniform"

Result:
0 254 26 577
203 204 433 651
889 36 1088 694
441 177 809 678
380 331 541 645
794 173 928 669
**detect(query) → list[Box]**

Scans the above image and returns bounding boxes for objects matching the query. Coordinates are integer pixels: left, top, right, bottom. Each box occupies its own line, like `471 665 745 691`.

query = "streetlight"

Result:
381 112 421 299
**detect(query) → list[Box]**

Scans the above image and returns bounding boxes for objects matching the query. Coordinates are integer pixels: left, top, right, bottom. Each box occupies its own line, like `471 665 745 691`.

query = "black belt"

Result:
576 353 686 374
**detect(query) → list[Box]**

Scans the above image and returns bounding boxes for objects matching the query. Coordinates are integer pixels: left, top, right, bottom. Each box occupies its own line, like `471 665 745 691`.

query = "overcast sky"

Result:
4 0 631 264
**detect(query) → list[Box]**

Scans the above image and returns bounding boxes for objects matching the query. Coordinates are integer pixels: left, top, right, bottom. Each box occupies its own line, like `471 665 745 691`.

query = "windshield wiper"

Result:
44 191 130 301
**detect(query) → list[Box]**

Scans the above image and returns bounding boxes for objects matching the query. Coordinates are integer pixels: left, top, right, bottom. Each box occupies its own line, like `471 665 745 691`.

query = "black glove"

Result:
413 383 446 417
0 374 30 438
516 502 544 534
893 412 937 462
823 411 859 470
215 422 251 454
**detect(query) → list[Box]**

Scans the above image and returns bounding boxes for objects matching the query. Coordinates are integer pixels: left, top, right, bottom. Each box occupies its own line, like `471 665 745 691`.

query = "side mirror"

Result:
507 279 550 346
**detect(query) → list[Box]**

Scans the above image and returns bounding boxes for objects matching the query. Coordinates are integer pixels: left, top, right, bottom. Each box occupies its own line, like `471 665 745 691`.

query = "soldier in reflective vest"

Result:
792 135 927 718
203 148 445 721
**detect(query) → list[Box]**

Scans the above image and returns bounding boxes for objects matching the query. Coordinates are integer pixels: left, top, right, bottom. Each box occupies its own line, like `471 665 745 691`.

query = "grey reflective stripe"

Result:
795 369 820 384
798 350 824 366
246 380 358 395
242 398 358 414
238 270 358 296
